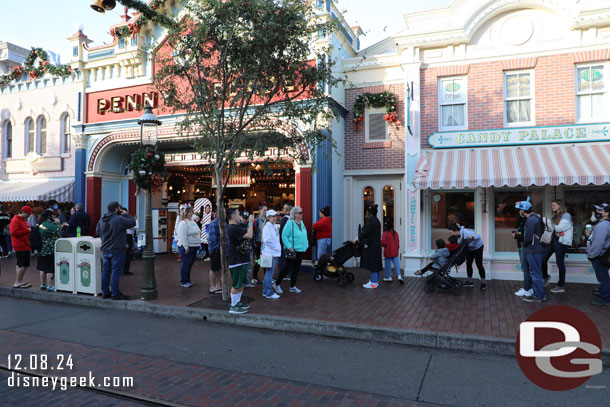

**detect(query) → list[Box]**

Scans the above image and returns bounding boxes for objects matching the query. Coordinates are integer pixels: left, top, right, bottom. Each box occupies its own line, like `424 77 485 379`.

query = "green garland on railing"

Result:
352 91 399 131
111 0 175 38
0 47 74 87
127 146 167 192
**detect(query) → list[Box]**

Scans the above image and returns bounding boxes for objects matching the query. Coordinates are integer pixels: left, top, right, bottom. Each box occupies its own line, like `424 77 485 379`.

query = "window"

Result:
439 77 467 130
118 37 125 49
2 121 11 158
365 108 388 142
60 113 71 153
37 116 47 155
383 185 395 230
493 189 543 253
131 34 138 47
564 188 610 254
504 71 533 126
72 46 78 57
576 64 606 122
25 118 34 154
430 191 475 249
363 186 374 222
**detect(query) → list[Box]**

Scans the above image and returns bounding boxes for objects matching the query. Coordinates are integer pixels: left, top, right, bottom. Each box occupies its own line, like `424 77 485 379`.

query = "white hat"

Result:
266 209 278 217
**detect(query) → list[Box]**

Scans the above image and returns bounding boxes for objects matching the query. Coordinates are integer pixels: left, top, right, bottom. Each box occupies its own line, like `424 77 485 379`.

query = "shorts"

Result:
37 254 55 274
230 264 247 289
210 250 221 272
16 250 31 268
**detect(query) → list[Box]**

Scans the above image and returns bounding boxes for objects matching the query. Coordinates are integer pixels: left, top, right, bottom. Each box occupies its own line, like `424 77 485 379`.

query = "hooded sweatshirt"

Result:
430 247 450 269
587 219 610 259
96 212 136 253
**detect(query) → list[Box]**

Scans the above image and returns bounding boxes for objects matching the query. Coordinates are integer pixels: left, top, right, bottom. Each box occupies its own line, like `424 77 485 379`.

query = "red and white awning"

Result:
0 179 74 202
413 143 610 189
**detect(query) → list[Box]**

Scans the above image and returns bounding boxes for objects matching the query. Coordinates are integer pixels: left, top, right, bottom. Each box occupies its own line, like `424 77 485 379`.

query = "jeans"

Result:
263 256 279 296
370 271 379 284
384 257 401 278
553 241 568 286
102 251 126 296
276 252 303 288
524 249 546 300
245 250 254 282
178 246 197 284
317 238 332 260
541 245 553 279
591 259 610 302
466 245 486 279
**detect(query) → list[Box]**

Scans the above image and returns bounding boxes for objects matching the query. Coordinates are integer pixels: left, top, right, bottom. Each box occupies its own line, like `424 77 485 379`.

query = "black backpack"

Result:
30 225 42 251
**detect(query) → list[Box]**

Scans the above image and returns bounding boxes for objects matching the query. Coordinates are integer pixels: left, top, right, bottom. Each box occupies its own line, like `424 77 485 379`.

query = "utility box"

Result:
75 238 103 296
54 238 78 294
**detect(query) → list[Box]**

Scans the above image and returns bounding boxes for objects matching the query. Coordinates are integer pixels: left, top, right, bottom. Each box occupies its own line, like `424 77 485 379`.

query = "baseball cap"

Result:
515 200 532 211
266 209 278 217
595 203 610 212
21 206 33 215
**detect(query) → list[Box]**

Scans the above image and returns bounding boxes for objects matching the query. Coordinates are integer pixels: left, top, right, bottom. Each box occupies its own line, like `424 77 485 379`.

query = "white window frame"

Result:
365 107 389 142
2 121 11 159
36 115 47 155
575 62 608 124
438 76 468 131
503 69 535 127
25 118 34 154
60 113 71 154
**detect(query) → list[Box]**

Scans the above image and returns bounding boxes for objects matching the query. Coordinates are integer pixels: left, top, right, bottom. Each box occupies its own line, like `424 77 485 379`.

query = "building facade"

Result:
345 0 610 283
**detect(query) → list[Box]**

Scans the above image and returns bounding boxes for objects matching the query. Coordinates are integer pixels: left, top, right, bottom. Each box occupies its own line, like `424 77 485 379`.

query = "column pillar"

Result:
86 176 102 236
73 133 88 207
295 165 312 259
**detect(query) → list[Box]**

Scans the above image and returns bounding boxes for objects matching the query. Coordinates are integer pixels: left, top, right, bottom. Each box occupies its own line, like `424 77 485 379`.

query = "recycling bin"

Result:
54 238 79 294
75 238 103 296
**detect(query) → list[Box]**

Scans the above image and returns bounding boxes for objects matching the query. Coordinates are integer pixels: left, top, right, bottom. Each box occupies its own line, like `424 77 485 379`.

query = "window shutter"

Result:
368 113 387 140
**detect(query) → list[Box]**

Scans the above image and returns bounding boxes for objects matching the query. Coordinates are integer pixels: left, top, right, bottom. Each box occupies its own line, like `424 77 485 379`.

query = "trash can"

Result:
75 238 103 296
55 238 79 294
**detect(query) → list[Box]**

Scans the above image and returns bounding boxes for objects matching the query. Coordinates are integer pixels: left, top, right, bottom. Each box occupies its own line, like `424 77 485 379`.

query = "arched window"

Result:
37 116 47 155
383 185 395 230
2 121 11 158
60 113 71 153
363 186 374 221
25 118 34 154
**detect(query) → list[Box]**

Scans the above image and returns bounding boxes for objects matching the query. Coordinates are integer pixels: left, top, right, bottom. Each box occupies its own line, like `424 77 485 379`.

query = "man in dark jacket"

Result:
96 201 136 300
68 203 91 237
516 199 546 303
586 203 610 306
0 204 10 257
358 204 382 289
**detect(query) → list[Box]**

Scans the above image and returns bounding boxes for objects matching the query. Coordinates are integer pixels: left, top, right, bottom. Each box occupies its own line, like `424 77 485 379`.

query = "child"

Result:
446 235 460 253
415 239 450 276
381 221 403 284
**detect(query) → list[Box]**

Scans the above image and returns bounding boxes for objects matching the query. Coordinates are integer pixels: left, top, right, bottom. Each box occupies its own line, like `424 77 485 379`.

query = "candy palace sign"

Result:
428 122 610 149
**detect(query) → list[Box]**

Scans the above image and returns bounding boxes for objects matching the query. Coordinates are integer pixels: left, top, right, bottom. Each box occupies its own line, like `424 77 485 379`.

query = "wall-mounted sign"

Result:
428 122 610 149
97 92 158 115
5 156 63 174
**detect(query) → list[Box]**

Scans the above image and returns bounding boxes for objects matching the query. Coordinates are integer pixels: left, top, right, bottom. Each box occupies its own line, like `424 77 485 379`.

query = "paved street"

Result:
0 297 608 406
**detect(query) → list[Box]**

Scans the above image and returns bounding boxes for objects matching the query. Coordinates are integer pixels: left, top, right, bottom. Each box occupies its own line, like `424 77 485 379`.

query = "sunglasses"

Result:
296 212 303 214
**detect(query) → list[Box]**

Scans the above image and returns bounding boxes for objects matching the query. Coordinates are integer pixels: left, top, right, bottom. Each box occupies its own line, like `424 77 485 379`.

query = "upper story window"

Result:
504 70 534 126
2 121 11 159
365 107 388 142
25 118 34 154
36 116 47 155
118 37 126 49
439 77 467 131
131 34 138 47
576 64 606 123
60 113 71 153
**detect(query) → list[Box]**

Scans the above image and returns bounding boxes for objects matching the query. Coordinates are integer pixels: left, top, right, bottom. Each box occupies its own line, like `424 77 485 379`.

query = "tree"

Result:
152 0 341 300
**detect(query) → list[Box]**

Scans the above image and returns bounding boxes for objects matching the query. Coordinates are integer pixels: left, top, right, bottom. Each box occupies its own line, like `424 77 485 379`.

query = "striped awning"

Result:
413 143 610 189
0 180 74 202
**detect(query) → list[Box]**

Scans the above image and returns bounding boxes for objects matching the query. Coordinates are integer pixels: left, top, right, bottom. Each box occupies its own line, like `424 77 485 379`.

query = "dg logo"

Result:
516 305 603 391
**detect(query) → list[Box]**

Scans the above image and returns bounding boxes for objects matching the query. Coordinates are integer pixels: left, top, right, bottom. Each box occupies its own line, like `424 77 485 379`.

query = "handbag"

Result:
284 221 297 259
260 254 273 268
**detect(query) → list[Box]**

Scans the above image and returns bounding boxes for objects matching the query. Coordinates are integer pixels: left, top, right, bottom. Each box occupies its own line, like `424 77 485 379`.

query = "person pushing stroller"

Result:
415 239 450 276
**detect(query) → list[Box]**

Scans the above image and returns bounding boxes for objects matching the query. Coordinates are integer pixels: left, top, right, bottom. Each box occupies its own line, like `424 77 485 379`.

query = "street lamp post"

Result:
138 104 161 301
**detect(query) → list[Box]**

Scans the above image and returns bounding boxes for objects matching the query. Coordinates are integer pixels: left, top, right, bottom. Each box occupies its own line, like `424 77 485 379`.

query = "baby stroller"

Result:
423 243 467 296
314 241 361 287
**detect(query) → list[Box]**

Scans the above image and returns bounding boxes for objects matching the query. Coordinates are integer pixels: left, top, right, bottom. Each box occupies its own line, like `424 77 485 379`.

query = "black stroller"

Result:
314 241 361 287
422 243 467 296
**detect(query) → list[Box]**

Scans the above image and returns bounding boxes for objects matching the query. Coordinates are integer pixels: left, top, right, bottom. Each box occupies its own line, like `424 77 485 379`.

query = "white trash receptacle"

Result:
54 238 79 294
75 238 103 296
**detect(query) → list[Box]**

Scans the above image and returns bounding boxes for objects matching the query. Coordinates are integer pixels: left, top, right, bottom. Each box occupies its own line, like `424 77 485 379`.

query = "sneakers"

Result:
523 295 546 303
264 293 280 299
289 286 302 293
550 285 565 293
102 293 111 299
543 276 550 287
40 284 47 290
111 293 131 301
272 283 283 294
180 282 193 288
362 281 378 289
591 298 610 306
229 305 248 314
235 302 251 309
462 280 474 288
245 282 256 288
480 282 487 290
398 277 404 285
383 277 393 282
46 286 56 292
514 288 533 297
593 288 601 295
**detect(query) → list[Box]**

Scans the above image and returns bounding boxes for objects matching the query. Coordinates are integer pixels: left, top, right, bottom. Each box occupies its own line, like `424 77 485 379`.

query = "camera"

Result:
240 211 250 219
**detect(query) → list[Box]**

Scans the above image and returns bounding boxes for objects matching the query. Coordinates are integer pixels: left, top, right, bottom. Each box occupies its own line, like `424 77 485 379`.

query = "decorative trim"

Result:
502 57 538 70
363 141 392 149
436 65 470 77
571 49 610 63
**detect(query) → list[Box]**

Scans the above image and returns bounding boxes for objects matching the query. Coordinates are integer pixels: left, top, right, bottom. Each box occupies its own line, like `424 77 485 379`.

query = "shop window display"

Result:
363 186 374 221
493 190 543 253
383 185 394 229
430 191 474 249
564 188 610 253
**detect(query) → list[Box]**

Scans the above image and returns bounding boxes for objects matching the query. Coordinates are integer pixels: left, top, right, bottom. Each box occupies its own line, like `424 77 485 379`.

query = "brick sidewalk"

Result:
0 330 432 407
1 254 608 348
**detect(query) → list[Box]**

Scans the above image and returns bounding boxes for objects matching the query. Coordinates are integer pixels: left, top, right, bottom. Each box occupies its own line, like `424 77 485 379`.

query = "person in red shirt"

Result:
312 206 332 261
10 206 33 288
381 220 403 284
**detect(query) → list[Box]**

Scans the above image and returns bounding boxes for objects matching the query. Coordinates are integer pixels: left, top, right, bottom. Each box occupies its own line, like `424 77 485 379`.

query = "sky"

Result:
0 0 454 62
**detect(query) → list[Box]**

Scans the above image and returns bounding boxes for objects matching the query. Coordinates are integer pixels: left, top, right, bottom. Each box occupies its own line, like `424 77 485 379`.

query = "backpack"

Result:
30 225 42 251
539 216 555 247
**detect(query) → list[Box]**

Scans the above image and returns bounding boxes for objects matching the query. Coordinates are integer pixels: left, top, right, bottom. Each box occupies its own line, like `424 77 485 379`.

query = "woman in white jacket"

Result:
176 205 201 288
261 209 282 299
549 199 573 293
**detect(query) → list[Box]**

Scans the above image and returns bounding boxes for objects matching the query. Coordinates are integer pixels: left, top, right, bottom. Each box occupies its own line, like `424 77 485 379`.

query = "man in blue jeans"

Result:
96 201 136 300
586 203 610 306
516 198 547 303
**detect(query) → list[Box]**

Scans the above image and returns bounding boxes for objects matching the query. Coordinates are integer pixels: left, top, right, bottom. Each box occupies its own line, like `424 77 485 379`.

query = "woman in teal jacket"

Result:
273 206 309 294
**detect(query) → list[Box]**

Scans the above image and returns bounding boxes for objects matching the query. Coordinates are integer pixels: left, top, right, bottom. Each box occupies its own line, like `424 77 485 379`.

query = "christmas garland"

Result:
111 0 174 38
352 91 400 131
0 48 74 87
127 146 167 192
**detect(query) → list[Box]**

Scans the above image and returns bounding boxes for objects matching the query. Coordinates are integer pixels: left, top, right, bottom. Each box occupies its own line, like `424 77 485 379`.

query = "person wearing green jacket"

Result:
273 206 309 294
38 209 63 291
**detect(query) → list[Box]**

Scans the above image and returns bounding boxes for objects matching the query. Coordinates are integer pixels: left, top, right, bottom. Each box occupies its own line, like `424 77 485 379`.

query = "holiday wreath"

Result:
0 48 74 87
127 146 167 193
110 0 173 38
352 91 400 131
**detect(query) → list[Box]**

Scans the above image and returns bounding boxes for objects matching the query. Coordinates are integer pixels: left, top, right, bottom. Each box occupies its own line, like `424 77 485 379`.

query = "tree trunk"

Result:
215 165 230 302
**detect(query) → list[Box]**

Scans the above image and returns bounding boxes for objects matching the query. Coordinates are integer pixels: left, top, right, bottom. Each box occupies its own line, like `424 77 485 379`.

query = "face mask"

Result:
52 205 58 210
591 213 601 222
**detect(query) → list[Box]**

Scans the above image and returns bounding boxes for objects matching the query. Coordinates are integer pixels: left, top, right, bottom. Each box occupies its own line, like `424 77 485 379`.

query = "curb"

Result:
2 287 608 366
